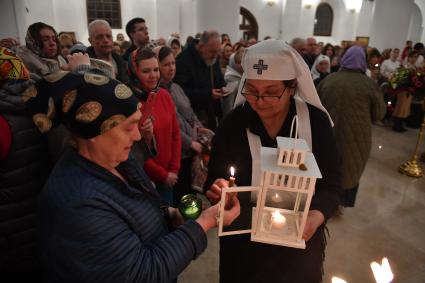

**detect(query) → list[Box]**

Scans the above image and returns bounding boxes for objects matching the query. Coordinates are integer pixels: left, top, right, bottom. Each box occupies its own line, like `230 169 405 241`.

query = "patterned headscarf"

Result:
0 47 30 84
25 22 60 58
24 70 139 138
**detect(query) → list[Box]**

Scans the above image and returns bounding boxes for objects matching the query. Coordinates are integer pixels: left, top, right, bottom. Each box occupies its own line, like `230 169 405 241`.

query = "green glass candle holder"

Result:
179 194 202 220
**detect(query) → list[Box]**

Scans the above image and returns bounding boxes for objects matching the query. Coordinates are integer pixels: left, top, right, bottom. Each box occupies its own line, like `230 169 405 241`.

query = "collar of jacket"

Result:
67 148 159 199
159 80 172 91
0 80 34 114
188 42 209 68
87 46 124 66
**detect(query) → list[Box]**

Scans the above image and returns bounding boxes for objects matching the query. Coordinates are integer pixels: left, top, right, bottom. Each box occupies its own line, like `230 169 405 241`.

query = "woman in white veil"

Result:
205 40 341 283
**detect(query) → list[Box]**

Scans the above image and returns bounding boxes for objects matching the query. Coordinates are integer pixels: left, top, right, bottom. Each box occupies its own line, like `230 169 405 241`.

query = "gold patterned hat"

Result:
24 70 139 138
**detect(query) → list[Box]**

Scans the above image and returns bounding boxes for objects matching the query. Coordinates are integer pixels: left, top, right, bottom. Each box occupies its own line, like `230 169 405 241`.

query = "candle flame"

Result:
271 210 285 221
230 166 235 177
370 257 393 283
331 277 348 283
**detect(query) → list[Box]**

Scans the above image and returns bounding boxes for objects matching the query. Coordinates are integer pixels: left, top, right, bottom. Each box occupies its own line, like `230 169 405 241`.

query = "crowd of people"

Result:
0 16 423 283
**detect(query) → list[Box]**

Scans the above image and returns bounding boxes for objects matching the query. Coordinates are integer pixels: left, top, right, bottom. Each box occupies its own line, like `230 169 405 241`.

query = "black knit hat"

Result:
24 69 139 139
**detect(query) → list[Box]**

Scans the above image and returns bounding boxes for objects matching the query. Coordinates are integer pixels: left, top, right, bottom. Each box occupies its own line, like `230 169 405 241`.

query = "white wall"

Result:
241 0 283 40
197 0 240 42
0 0 20 40
2 0 425 52
408 4 423 43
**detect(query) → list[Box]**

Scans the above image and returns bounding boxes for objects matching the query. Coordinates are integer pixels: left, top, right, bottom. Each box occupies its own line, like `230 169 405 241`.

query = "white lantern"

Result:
218 116 322 249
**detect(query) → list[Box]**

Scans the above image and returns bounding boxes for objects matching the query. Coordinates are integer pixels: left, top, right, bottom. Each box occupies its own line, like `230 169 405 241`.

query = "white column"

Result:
196 0 241 43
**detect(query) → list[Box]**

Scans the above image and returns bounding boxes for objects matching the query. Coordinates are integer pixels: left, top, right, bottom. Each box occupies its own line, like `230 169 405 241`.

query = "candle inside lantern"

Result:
271 210 286 229
331 277 348 283
271 193 283 203
370 257 393 283
228 166 236 187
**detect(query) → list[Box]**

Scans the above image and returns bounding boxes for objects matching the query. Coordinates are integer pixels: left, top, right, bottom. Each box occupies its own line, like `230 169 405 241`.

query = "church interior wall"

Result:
1 0 425 51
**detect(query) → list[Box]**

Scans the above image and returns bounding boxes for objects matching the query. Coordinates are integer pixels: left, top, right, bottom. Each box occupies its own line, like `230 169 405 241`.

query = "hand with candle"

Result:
205 178 228 205
206 178 237 210
302 210 325 241
196 195 241 232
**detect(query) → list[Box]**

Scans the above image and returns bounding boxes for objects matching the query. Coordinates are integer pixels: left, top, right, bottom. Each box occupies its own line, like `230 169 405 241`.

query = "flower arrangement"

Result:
390 67 425 99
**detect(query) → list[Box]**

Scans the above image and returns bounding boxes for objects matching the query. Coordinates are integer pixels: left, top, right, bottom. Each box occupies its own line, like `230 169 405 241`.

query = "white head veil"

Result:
311 54 331 80
233 40 333 126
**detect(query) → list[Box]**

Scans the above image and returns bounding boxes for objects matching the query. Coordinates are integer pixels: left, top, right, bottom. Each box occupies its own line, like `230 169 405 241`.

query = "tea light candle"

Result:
179 194 202 220
271 193 282 203
184 202 200 217
228 166 236 187
271 210 286 229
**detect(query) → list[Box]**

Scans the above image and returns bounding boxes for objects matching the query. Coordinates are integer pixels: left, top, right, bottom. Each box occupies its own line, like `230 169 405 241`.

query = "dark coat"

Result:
317 70 385 189
39 149 207 283
174 42 225 128
86 47 129 84
206 99 342 283
0 82 51 276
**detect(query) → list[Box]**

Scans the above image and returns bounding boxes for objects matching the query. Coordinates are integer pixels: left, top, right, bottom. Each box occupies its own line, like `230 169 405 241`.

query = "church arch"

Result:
314 2 333 36
240 6 258 41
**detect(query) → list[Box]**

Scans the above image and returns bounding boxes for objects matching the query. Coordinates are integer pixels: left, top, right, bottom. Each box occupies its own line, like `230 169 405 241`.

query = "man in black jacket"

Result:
87 19 129 84
174 30 225 131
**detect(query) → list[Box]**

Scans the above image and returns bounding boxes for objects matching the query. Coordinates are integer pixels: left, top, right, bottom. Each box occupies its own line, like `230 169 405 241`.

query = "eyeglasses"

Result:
241 82 287 103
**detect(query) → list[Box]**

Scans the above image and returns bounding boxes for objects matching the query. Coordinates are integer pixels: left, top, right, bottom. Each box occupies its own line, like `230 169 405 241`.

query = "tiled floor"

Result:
180 124 425 283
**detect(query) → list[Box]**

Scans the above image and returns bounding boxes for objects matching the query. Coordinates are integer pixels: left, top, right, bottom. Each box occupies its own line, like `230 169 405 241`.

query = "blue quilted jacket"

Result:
39 149 207 283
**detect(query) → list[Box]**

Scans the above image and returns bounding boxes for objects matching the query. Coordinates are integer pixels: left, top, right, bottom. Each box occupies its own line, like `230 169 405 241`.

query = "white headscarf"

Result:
311 54 330 80
166 36 180 48
233 40 333 125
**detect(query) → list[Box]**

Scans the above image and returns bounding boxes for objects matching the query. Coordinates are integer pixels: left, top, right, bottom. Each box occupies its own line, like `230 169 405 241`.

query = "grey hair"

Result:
200 30 220 44
88 19 111 37
290 37 305 46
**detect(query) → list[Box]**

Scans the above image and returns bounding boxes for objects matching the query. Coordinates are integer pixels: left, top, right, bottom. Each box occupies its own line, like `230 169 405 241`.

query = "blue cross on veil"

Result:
253 59 268 75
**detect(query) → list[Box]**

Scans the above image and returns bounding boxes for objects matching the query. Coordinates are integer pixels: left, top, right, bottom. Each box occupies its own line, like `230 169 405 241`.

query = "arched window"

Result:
240 7 258 41
314 3 333 36
86 0 122 29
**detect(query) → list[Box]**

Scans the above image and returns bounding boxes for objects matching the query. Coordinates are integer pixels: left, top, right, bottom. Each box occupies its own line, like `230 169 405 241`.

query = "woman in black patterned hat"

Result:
25 70 240 283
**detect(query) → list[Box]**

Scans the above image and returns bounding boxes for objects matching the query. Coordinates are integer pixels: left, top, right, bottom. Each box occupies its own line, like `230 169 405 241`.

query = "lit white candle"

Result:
370 257 393 283
331 277 348 283
229 166 235 187
271 210 286 229
271 193 283 203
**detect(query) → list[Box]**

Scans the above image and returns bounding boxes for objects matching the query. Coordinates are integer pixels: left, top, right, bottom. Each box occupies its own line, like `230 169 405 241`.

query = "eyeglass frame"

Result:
240 79 289 103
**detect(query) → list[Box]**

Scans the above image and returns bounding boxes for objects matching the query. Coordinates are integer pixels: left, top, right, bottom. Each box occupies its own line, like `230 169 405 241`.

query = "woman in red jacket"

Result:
129 48 181 206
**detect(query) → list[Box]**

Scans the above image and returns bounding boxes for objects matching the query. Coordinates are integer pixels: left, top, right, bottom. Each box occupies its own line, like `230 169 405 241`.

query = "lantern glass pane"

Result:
218 186 261 236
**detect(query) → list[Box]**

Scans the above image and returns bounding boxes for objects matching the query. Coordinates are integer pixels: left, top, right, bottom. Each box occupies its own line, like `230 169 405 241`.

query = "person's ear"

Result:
88 37 93 46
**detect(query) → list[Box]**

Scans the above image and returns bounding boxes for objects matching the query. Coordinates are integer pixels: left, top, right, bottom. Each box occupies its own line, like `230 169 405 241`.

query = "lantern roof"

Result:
277 136 310 151
260 147 322 178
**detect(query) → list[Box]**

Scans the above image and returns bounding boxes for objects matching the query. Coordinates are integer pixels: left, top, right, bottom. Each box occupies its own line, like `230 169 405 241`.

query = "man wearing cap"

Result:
206 40 342 282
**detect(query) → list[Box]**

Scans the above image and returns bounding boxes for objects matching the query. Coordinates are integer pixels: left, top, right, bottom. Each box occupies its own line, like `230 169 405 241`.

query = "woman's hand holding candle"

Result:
196 196 240 232
206 178 237 210
206 178 228 205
